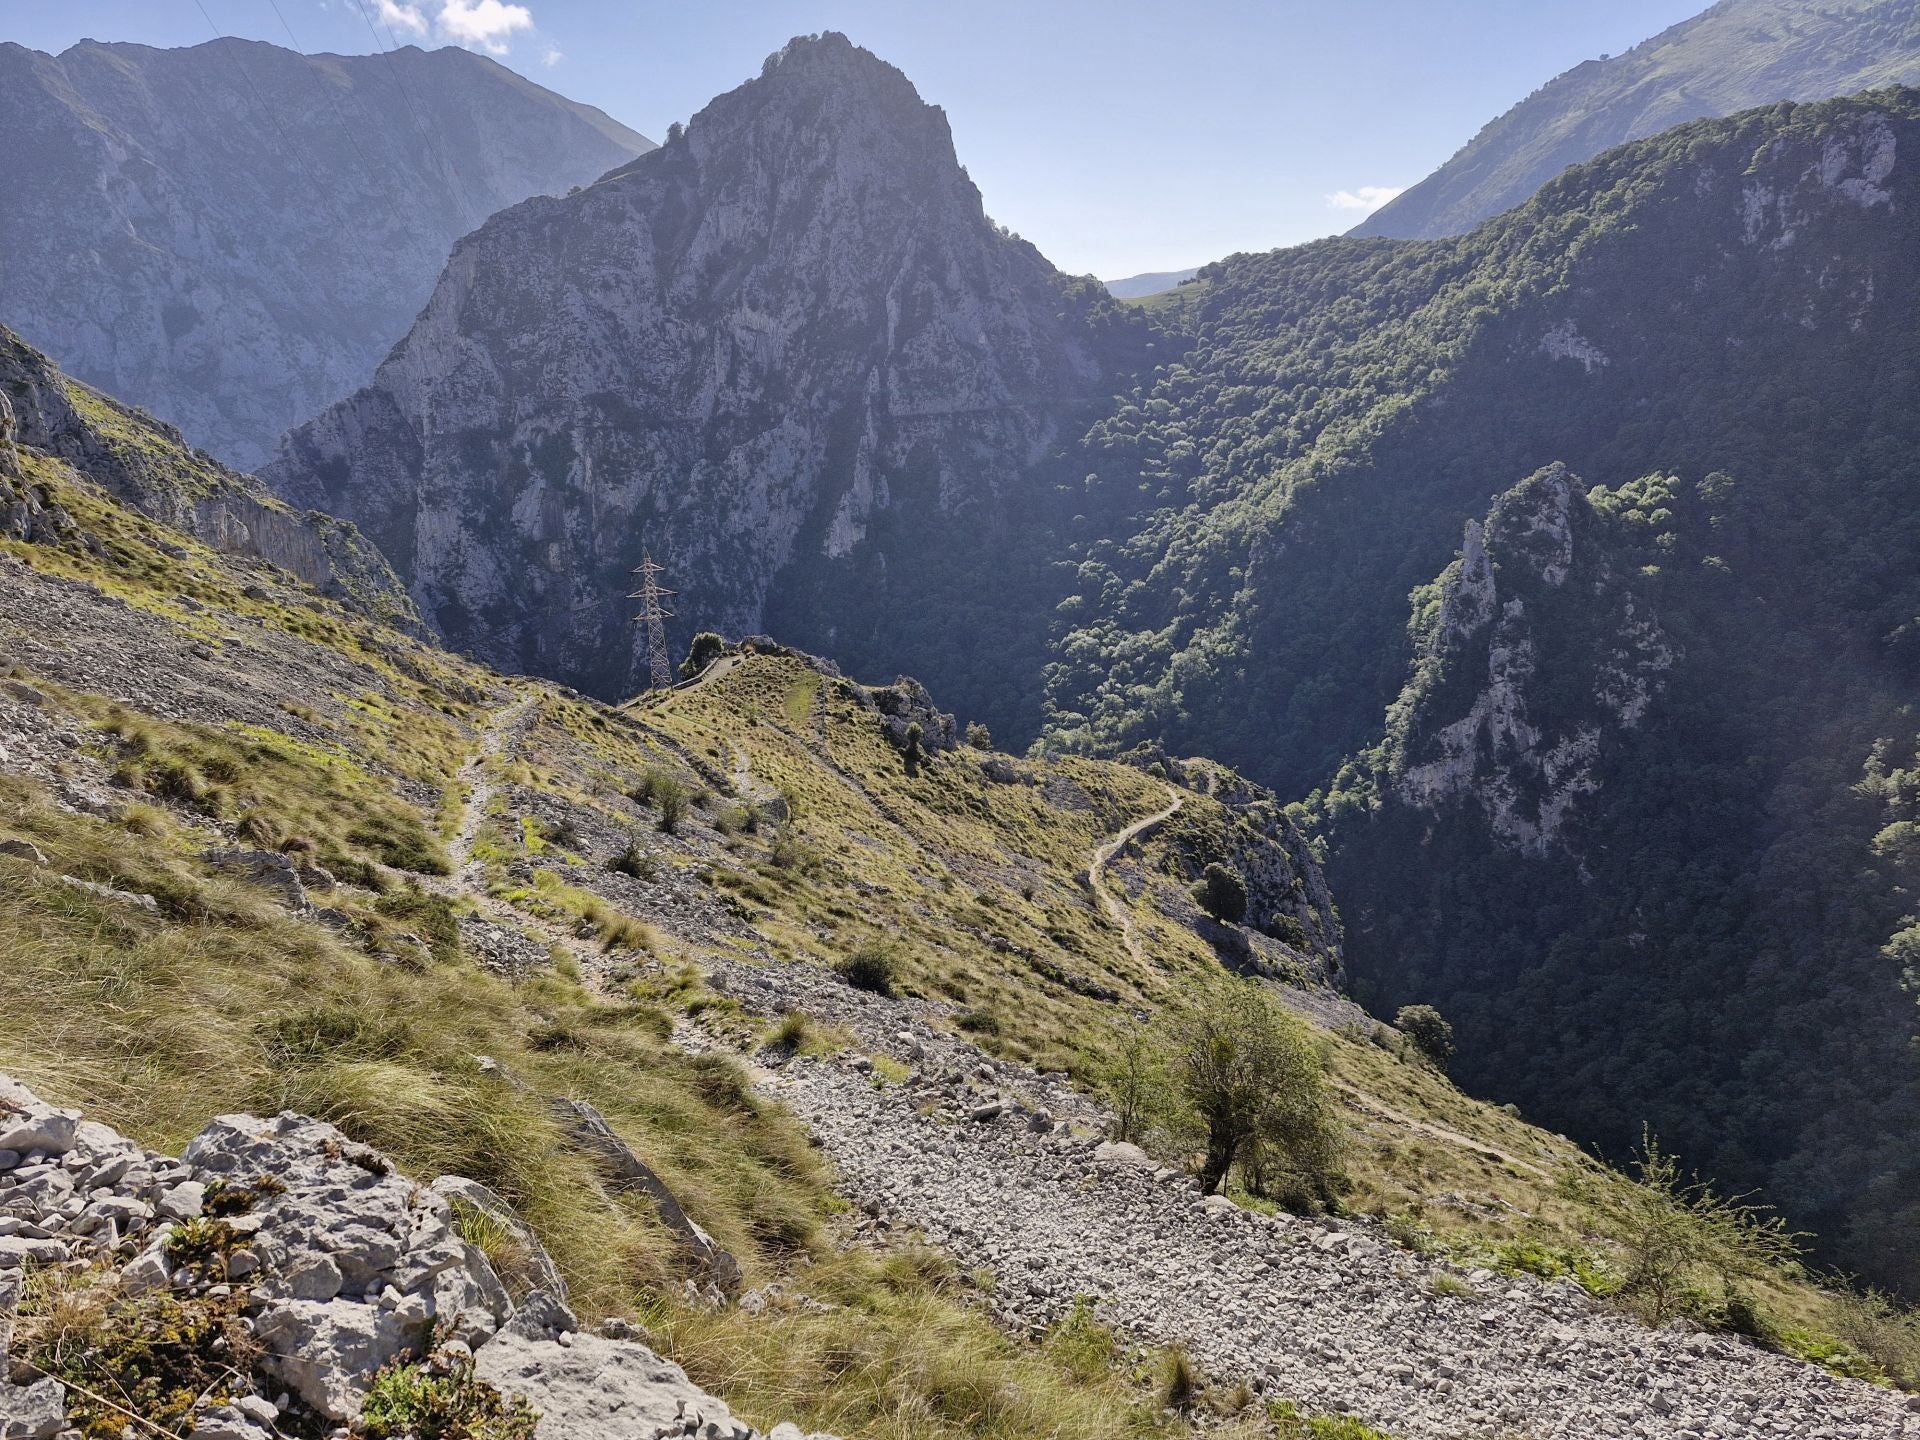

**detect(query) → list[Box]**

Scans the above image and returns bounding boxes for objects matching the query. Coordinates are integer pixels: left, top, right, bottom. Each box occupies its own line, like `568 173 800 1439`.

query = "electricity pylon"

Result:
628 552 676 694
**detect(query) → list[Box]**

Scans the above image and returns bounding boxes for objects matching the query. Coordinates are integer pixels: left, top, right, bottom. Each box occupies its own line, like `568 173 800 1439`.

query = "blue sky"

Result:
5 1 1707 276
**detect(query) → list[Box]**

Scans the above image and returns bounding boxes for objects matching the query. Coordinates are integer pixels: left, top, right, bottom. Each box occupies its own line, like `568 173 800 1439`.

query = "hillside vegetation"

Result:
7 327 1915 1434
1038 91 1920 1290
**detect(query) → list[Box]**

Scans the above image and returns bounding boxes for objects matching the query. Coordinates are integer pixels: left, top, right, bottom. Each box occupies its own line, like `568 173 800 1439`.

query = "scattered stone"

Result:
0 841 46 865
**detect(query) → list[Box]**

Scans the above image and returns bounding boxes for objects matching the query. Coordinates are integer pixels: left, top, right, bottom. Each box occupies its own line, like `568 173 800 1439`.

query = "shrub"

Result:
360 1349 538 1440
608 839 657 880
965 721 993 750
655 778 689 835
1191 862 1248 924
1559 1127 1805 1326
1394 1003 1456 1068
835 941 899 997
955 1008 1001 1037
680 631 727 681
1167 979 1342 1201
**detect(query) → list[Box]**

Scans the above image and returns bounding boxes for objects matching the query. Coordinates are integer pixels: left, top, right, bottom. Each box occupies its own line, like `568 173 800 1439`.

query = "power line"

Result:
262 0 386 187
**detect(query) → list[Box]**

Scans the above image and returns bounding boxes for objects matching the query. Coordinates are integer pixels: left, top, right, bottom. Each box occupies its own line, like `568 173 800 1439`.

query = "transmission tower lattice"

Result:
628 552 677 694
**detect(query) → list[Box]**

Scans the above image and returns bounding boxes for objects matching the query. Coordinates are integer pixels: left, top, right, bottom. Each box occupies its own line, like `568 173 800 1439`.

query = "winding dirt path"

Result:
446 693 538 883
1084 786 1183 964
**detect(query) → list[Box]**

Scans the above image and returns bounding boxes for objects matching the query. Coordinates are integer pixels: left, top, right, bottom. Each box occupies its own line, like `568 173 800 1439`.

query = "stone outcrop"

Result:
0 1074 837 1440
0 37 650 469
1381 465 1675 855
0 325 417 628
268 32 1146 702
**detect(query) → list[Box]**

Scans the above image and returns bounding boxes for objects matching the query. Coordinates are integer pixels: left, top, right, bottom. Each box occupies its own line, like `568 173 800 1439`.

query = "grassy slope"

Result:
0 440 1903 1432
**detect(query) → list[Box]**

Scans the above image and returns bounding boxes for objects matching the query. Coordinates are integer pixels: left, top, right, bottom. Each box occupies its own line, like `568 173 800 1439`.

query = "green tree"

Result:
1097 1023 1171 1145
1168 980 1341 1198
1191 862 1248 924
966 721 993 750
1394 1004 1455 1068
680 631 727 681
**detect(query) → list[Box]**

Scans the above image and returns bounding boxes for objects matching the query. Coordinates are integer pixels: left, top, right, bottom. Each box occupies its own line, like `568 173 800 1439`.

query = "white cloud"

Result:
541 45 563 67
436 0 534 54
374 0 428 36
1325 185 1406 213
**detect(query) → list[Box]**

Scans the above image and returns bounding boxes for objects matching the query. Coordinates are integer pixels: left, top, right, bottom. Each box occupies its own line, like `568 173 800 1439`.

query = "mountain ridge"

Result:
267 31 1147 738
0 36 652 469
1354 0 1920 239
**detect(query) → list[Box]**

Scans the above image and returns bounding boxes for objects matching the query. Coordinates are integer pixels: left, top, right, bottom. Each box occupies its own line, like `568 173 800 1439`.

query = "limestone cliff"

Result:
267 33 1146 707
0 37 650 469
1 324 415 627
1379 465 1675 855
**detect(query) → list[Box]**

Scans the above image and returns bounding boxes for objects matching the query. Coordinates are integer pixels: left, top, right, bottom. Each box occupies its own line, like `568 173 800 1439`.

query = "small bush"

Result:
1191 862 1248 924
835 941 899 997
680 631 727 681
655 778 689 835
965 722 993 750
608 840 657 881
360 1348 538 1440
1394 1003 1456 1068
955 1008 1001 1036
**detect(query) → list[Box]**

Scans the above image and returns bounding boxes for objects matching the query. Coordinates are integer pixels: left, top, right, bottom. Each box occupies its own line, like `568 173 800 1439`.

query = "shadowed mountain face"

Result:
0 37 651 470
1355 0 1920 239
268 33 1147 732
1043 91 1920 1288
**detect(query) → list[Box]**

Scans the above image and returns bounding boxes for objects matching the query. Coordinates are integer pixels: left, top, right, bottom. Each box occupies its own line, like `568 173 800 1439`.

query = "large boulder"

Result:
184 1111 512 1418
475 1330 755 1440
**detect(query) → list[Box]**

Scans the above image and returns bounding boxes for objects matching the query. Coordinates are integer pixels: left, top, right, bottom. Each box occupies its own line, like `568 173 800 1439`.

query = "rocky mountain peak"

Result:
269 37 1142 709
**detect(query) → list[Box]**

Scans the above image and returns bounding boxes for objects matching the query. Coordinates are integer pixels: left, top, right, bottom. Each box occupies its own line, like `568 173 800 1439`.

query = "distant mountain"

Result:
0 38 652 469
1103 268 1201 300
1354 0 1920 239
268 32 1146 737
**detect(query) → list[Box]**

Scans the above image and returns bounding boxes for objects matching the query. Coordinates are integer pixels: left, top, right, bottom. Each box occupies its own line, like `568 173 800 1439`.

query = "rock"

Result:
252 1298 423 1420
1200 1194 1238 1217
199 850 310 911
0 841 46 866
1 683 43 708
1091 1140 1154 1170
548 1098 742 1295
52 874 159 913
183 1111 511 1410
186 1405 275 1440
0 1080 78 1155
968 1102 1004 1123
157 1180 207 1221
432 1176 569 1304
0 1377 65 1440
475 1330 756 1440
500 1289 579 1342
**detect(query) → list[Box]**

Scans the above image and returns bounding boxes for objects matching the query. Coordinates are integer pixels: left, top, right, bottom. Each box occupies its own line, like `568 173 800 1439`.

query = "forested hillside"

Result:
1041 91 1920 1286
